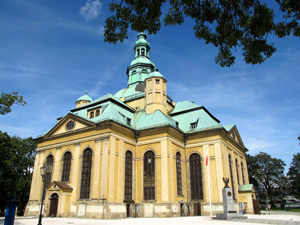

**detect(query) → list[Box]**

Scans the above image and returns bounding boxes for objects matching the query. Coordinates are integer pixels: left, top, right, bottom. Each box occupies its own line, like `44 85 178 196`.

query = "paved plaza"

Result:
1 211 300 225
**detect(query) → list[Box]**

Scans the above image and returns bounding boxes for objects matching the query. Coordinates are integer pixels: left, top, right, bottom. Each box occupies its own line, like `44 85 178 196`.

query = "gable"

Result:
45 113 95 137
225 124 245 148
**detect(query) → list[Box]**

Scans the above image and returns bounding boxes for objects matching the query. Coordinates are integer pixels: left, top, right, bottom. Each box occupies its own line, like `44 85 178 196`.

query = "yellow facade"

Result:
25 33 255 218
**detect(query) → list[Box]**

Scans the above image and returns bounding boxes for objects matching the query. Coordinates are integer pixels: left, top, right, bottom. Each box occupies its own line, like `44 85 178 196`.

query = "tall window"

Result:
241 162 245 185
80 148 92 199
61 152 72 182
144 151 155 200
235 158 240 185
45 155 54 188
124 151 133 200
229 154 235 200
190 153 203 200
176 152 182 195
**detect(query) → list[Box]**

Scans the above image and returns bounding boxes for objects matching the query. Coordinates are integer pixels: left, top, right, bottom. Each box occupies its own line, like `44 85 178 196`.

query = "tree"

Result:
0 131 36 216
287 153 300 199
0 92 26 115
104 0 300 67
246 152 286 205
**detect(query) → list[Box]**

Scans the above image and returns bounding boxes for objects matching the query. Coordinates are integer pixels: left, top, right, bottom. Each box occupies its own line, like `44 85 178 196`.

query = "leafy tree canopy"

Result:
104 0 300 67
0 92 26 115
246 152 286 201
287 152 300 199
0 131 35 216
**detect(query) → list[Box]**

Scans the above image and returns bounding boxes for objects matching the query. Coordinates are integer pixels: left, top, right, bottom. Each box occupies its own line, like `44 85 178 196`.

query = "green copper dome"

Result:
147 70 165 79
130 57 155 66
134 33 149 48
77 91 92 102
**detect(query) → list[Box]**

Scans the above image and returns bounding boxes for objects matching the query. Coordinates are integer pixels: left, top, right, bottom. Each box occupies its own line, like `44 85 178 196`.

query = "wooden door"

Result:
49 193 59 217
253 199 261 214
193 203 201 216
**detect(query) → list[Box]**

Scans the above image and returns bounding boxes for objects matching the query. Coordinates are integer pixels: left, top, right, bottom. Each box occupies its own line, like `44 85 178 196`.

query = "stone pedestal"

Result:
214 188 247 220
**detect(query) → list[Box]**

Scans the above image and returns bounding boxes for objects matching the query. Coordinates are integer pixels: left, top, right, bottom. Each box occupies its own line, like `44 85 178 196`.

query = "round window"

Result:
66 120 75 131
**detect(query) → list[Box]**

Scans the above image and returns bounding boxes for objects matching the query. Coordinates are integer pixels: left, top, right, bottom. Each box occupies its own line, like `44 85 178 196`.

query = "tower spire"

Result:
126 33 156 87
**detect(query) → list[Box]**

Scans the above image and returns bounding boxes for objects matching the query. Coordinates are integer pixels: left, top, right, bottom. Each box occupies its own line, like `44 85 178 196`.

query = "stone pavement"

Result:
1 211 300 225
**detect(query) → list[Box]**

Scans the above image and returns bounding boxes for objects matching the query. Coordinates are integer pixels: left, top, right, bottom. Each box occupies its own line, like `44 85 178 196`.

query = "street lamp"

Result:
37 162 52 225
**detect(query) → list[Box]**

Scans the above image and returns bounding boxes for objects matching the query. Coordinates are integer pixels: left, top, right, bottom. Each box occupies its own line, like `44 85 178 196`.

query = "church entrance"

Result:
193 203 201 216
126 204 130 217
49 193 59 217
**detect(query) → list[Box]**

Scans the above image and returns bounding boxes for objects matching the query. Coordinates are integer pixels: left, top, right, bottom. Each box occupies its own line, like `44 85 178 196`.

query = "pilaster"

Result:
214 142 224 202
118 140 125 202
71 143 80 202
108 136 116 201
161 139 169 202
91 138 101 199
100 137 109 200
52 147 61 181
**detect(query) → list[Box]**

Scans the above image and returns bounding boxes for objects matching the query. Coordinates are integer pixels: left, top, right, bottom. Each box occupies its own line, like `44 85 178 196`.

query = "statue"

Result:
223 177 230 188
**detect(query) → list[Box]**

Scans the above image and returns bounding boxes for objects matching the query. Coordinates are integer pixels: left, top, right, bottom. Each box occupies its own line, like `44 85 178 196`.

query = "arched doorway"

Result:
49 193 59 217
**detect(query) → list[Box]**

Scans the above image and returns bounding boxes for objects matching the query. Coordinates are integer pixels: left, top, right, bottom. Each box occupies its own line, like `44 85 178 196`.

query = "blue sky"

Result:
0 0 299 171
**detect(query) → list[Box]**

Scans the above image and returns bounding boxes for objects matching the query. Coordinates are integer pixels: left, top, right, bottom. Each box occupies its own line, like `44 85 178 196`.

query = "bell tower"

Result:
145 69 167 114
126 33 155 87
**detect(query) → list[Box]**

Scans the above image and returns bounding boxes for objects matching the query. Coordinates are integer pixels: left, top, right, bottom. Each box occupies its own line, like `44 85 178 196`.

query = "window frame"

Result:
80 148 92 199
61 152 72 182
144 151 155 201
124 151 133 201
189 153 203 200
176 152 183 196
45 155 54 188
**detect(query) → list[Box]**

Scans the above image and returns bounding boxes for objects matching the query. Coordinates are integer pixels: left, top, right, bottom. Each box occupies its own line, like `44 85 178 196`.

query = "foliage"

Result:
0 131 36 216
104 0 300 67
287 152 300 199
0 92 26 115
246 152 286 204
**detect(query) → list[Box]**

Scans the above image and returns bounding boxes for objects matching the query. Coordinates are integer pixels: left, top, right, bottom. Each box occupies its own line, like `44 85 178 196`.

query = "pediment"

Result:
227 125 245 148
45 113 95 137
46 181 73 193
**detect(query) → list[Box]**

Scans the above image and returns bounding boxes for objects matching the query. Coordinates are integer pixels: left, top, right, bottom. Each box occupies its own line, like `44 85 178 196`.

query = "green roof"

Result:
134 33 149 48
135 110 176 130
172 107 221 132
170 101 201 115
239 184 254 192
77 91 92 102
115 83 145 101
130 57 155 67
223 124 235 132
147 70 165 79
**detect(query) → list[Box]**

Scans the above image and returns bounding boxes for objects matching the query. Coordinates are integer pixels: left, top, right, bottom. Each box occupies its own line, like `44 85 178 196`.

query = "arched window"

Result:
137 49 140 56
80 148 92 199
229 154 235 200
235 158 240 185
124 151 133 200
241 162 245 185
61 152 72 182
144 151 155 200
176 152 182 195
141 48 145 56
45 155 54 188
189 153 203 200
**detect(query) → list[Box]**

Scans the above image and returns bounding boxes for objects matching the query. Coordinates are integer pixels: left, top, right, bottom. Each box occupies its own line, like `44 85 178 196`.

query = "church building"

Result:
25 33 255 218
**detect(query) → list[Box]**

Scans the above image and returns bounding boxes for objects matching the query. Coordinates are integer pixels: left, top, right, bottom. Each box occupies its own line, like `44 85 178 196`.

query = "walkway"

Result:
1 211 300 225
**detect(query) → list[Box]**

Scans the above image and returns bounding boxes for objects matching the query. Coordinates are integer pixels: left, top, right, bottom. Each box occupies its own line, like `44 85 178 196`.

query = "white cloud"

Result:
80 0 102 21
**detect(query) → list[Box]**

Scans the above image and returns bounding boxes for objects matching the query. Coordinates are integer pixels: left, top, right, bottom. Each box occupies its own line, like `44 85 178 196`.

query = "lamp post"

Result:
37 163 52 225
